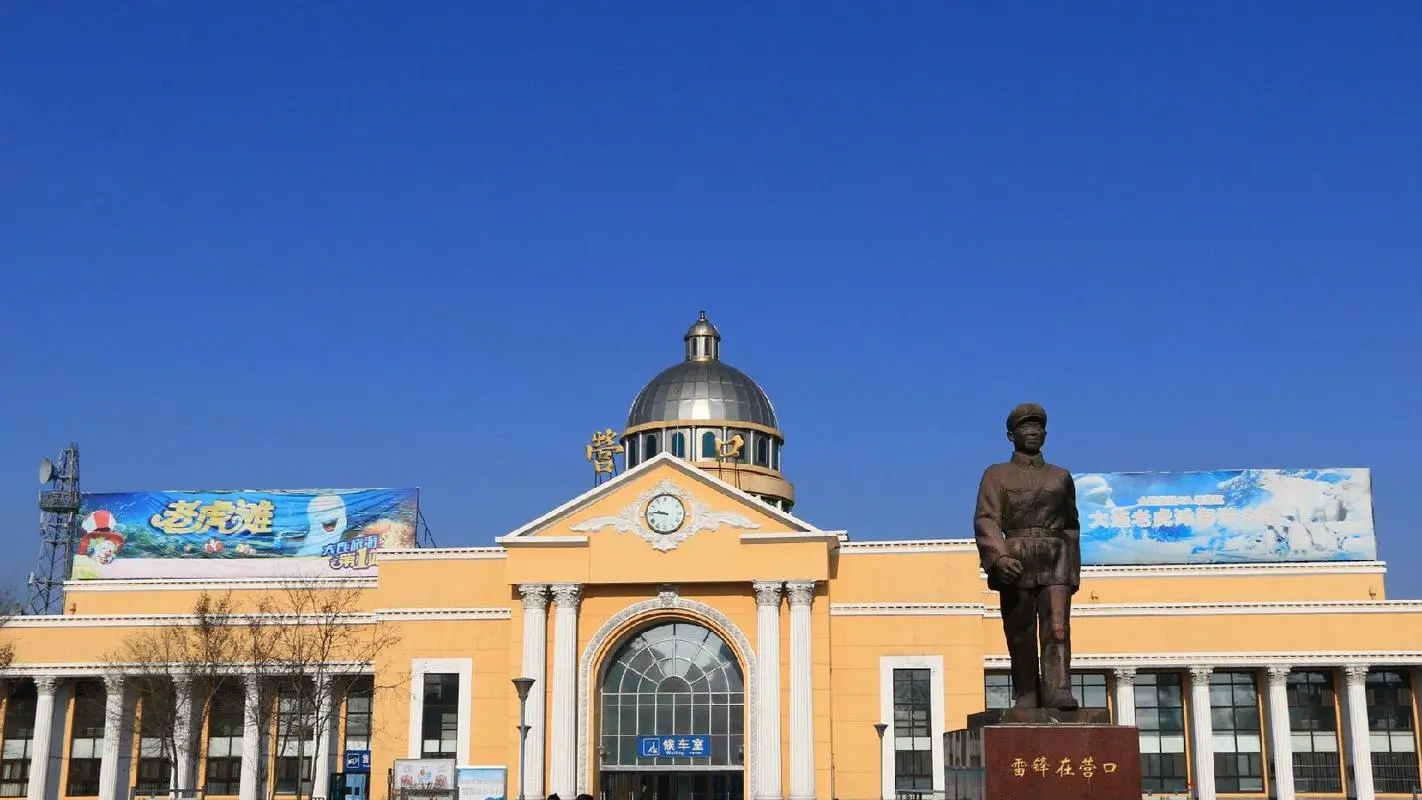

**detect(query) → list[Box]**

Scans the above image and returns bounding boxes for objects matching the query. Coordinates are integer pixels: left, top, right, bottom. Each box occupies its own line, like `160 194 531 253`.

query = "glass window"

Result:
984 673 1013 710
701 431 718 459
1287 670 1341 793
66 680 105 796
274 682 315 796
893 669 934 793
753 437 769 467
627 438 638 468
1209 671 1263 792
1071 672 1109 710
671 432 687 458
771 441 781 471
1367 670 1419 793
135 687 175 794
422 674 459 759
645 434 660 458
599 621 744 768
1135 672 1188 794
204 686 244 796
344 677 374 753
0 681 37 797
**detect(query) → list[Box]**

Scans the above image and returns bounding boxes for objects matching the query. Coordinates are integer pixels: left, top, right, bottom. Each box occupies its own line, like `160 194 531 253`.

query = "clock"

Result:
644 493 686 534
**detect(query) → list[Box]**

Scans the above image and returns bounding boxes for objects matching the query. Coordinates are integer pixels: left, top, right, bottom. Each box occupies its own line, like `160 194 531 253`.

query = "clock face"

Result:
644 493 686 534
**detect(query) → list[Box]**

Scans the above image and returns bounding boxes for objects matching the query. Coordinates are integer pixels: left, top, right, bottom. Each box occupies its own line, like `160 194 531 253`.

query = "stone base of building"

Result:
945 714 1140 800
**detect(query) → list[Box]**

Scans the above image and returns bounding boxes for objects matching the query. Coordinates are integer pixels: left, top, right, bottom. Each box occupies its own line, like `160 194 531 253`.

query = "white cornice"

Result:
740 532 843 545
838 540 977 554
372 608 511 621
830 603 984 617
1 661 375 677
500 535 589 548
63 577 379 592
377 548 507 561
985 651 1422 669
10 612 377 628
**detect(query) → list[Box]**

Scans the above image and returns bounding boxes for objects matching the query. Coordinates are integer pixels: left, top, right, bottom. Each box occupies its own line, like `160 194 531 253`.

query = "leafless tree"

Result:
102 591 246 798
242 583 402 800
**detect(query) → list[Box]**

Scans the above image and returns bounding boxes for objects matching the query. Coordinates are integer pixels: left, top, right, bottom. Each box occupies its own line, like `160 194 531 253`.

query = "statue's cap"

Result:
1006 403 1047 430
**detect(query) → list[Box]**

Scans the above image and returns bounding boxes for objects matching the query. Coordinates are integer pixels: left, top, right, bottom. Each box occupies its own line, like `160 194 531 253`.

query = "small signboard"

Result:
457 766 507 800
637 735 711 758
344 750 372 773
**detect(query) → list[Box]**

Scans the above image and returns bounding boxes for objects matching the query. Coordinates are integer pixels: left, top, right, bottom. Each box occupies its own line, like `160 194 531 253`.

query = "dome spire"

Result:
684 310 721 362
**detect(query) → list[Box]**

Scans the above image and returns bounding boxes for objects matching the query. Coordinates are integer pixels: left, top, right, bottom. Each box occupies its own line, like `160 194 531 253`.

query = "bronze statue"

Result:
973 403 1082 711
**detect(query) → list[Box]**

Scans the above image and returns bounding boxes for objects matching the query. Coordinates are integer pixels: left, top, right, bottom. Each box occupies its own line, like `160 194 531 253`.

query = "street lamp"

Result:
873 723 889 800
513 677 536 800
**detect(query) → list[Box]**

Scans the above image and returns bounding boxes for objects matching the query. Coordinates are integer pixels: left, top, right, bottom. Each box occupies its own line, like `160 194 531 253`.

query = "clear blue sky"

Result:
3 3 1419 596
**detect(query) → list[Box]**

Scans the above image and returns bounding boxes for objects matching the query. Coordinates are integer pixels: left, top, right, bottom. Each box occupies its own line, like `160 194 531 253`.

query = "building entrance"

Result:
599 770 744 800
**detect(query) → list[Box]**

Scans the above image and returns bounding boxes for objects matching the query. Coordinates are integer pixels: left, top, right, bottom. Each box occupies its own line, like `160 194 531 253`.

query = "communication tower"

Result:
27 443 81 616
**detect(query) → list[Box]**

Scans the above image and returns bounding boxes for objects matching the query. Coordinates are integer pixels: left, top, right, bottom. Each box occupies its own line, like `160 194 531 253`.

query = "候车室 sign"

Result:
638 736 711 758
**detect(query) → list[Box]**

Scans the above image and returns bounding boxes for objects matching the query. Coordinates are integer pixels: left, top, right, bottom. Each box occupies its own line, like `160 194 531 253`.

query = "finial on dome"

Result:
684 311 721 362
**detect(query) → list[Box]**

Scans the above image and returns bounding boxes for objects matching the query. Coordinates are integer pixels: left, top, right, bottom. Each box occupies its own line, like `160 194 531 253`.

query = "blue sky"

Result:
3 3 1419 597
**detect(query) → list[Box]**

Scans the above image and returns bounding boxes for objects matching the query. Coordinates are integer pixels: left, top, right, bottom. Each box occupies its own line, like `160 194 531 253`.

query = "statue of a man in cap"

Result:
973 403 1082 711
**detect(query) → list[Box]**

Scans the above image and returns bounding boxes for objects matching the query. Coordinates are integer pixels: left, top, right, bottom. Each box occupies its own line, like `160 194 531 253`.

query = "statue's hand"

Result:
994 556 1024 584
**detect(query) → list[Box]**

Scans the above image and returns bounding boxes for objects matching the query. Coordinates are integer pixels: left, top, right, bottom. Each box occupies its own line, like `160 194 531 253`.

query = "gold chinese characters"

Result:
586 428 624 475
1010 755 1117 778
149 499 275 535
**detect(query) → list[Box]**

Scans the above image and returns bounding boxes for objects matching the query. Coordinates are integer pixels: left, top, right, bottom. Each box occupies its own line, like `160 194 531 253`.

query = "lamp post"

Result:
513 677 536 800
874 723 889 800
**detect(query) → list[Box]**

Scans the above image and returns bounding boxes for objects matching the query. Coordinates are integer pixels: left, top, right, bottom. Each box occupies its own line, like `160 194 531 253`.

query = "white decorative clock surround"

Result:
568 479 760 551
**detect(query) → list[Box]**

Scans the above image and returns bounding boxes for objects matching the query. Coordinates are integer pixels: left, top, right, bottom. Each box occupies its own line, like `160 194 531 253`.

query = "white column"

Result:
26 677 59 800
1112 668 1136 726
98 675 130 800
1265 666 1295 800
786 580 816 800
549 584 581 799
1343 664 1374 800
173 674 198 792
519 584 549 800
239 674 263 800
752 581 783 800
1188 666 1216 800
311 676 339 800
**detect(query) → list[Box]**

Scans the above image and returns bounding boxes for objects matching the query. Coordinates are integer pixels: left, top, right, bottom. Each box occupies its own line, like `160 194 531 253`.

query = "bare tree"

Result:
102 592 246 799
242 583 402 800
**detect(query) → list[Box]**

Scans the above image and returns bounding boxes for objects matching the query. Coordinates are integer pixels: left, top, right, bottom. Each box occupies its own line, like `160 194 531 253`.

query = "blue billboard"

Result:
1074 468 1375 565
74 488 419 579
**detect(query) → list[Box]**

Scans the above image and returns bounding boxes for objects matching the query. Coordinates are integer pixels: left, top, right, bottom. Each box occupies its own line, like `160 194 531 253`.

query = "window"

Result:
771 441 780 471
627 438 639 468
66 680 105 796
893 669 933 794
0 682 37 797
984 673 1013 710
671 432 687 459
1071 672 1109 709
274 683 315 796
1367 670 1419 793
701 431 718 459
135 689 174 794
1287 670 1341 793
1209 671 1263 792
345 677 374 753
1135 672 1188 794
204 687 244 796
422 674 459 759
599 621 744 768
753 437 769 467
645 434 660 458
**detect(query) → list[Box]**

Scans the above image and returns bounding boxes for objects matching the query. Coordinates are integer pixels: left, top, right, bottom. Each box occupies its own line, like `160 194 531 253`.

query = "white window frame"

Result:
408 657 473 760
879 655 946 800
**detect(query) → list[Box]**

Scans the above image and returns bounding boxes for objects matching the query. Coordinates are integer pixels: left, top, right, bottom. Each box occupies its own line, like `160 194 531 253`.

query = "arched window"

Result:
627 439 639 468
599 621 745 768
671 432 686 458
754 437 769 467
645 434 660 458
701 431 718 459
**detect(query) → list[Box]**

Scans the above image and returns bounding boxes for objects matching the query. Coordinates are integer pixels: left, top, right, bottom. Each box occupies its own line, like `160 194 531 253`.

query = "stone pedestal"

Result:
945 711 1140 800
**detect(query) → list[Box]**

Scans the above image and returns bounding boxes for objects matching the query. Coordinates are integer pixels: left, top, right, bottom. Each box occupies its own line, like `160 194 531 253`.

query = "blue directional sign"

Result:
344 750 372 772
638 736 711 758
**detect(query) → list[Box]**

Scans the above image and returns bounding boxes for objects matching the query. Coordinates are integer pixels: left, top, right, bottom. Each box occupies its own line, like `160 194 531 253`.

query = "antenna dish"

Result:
39 458 54 484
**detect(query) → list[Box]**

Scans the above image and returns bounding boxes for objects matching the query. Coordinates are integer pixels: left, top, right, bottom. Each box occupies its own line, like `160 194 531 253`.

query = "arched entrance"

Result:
597 620 746 800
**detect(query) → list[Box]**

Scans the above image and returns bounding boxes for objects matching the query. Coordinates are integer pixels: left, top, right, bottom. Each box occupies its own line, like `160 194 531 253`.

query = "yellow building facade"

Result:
4 315 1421 800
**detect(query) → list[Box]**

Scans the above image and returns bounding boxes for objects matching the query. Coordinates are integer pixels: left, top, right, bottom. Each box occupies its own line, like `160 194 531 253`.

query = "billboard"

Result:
1074 468 1375 565
73 488 418 580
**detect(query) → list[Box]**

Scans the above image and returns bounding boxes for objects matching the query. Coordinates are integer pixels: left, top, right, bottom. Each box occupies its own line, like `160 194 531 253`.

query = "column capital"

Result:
1266 664 1292 686
243 672 262 691
785 580 816 608
1113 667 1136 685
33 675 59 694
753 581 783 607
1188 665 1214 681
520 583 550 610
1343 663 1369 683
550 583 582 608
102 674 125 694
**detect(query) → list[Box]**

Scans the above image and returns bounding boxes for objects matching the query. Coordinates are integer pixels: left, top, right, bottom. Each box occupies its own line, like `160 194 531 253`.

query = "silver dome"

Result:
626 360 779 428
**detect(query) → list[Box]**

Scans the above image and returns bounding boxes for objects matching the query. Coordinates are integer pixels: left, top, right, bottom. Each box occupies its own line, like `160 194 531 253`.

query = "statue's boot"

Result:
1041 644 1078 711
1011 692 1039 710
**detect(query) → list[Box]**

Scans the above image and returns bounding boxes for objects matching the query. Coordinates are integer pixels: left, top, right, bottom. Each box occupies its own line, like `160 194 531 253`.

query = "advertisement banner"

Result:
1073 468 1375 565
456 767 506 800
394 760 456 791
73 488 419 580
